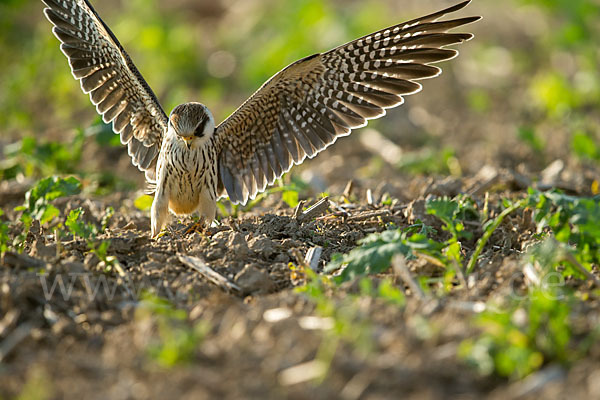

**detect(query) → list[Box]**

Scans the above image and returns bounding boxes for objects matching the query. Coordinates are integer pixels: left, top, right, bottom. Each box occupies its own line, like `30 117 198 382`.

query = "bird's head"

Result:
168 102 215 149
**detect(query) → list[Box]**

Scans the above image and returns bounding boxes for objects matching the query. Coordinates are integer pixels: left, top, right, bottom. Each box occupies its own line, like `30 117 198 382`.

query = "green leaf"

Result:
92 240 110 260
40 204 59 225
325 228 445 282
518 126 545 153
23 176 82 225
134 194 154 211
282 189 299 208
572 131 599 161
377 279 405 306
65 208 85 237
426 198 459 223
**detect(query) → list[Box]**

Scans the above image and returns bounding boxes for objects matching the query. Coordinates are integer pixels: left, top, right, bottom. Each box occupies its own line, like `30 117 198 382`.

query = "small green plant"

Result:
65 207 95 239
358 277 406 307
517 126 545 154
0 132 84 180
12 176 81 252
466 198 527 273
65 207 114 266
324 226 444 282
526 189 600 278
15 365 54 400
17 176 81 225
136 293 210 367
571 131 600 162
396 147 461 176
459 287 575 379
134 194 154 211
0 209 9 255
296 271 404 381
426 196 478 265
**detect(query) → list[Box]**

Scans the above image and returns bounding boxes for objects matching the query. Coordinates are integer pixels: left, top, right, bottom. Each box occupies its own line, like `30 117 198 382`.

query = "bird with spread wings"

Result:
41 0 480 237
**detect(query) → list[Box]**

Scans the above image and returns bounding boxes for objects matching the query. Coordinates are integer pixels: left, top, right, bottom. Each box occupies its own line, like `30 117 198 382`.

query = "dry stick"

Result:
466 199 526 274
304 247 323 271
392 254 426 300
0 310 19 337
0 321 35 362
366 189 374 206
178 254 242 295
414 251 446 268
297 197 330 223
111 260 135 299
560 244 600 289
292 200 306 220
451 259 468 289
348 209 391 222
343 180 354 199
1 251 47 269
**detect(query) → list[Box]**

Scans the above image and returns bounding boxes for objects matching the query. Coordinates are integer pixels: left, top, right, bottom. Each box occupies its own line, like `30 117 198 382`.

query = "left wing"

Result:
215 1 480 204
42 0 169 183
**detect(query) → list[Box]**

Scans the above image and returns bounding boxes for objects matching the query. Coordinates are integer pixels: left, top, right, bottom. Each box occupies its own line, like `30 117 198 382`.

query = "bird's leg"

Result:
151 184 169 238
180 193 217 236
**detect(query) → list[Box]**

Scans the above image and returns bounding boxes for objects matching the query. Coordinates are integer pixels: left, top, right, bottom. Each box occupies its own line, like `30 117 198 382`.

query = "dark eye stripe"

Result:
194 120 206 137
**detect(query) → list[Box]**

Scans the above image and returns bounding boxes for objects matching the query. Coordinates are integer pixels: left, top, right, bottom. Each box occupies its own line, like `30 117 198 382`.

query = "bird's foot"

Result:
180 219 207 236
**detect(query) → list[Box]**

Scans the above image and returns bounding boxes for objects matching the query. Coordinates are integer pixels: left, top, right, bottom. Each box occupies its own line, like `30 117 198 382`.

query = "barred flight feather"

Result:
42 0 167 184
216 1 479 204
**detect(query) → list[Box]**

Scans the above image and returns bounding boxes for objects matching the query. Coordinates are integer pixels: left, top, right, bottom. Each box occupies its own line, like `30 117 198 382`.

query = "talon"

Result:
181 220 206 235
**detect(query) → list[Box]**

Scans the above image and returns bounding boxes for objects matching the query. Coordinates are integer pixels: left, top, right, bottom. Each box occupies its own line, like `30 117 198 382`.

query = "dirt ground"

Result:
1 158 599 399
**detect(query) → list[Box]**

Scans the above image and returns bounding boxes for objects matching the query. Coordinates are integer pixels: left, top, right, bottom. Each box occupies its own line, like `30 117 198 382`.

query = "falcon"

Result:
42 0 480 237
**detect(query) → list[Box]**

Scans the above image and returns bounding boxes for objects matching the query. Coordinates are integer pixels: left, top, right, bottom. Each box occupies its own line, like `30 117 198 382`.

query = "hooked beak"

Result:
182 136 193 149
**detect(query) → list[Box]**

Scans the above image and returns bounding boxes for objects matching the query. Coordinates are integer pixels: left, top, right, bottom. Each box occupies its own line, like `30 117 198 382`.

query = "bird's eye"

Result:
194 121 205 138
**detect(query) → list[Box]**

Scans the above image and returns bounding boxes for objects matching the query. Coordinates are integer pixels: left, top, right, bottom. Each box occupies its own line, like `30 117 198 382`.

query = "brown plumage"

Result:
42 0 480 237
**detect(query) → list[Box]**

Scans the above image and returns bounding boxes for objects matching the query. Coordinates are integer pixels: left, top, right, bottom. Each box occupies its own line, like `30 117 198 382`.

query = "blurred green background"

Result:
0 0 599 193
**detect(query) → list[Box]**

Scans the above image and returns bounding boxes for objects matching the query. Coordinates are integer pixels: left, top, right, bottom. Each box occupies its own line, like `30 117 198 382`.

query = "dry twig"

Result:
178 254 242 295
304 247 323 271
297 197 330 223
392 254 426 300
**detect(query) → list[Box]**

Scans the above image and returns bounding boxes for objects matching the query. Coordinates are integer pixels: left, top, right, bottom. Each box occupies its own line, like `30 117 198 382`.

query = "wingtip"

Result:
450 2 483 23
455 0 473 11
462 15 483 25
440 0 472 15
459 33 475 43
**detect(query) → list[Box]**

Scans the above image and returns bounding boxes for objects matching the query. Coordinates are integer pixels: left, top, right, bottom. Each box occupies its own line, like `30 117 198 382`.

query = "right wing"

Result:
215 1 479 204
42 0 168 183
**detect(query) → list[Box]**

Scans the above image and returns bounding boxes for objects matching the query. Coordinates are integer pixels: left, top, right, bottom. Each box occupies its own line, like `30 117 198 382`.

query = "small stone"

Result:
140 260 163 271
234 264 275 294
61 260 86 275
248 235 276 258
212 231 231 243
206 247 224 261
30 239 56 261
228 232 249 258
147 252 168 263
541 159 565 185
274 253 289 263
